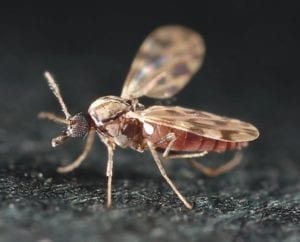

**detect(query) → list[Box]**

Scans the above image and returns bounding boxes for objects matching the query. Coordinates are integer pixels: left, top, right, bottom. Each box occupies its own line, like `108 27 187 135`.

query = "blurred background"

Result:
0 2 299 242
0 2 299 157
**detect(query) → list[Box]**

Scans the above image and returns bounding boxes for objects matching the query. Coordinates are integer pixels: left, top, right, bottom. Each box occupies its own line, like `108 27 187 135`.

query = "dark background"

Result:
0 2 299 242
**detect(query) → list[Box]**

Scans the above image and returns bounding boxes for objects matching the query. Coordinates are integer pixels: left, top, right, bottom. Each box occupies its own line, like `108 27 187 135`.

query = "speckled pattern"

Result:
1 147 299 242
0 4 299 242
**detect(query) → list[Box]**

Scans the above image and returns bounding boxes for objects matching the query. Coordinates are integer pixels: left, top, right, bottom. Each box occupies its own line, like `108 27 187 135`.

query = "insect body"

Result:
39 26 259 209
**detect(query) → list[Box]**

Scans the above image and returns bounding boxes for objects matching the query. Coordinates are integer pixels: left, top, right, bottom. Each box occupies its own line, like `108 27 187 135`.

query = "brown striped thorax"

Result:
51 96 145 148
88 96 143 127
39 25 259 209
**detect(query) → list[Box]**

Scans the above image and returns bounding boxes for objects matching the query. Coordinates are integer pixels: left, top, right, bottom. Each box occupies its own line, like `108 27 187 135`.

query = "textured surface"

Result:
1 150 300 242
0 4 300 242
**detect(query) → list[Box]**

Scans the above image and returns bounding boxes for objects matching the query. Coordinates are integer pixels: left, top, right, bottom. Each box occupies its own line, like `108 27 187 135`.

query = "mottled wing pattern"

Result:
133 106 259 142
121 25 205 99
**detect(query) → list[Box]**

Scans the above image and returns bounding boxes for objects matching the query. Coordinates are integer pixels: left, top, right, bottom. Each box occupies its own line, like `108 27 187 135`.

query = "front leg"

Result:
101 138 115 208
57 130 95 173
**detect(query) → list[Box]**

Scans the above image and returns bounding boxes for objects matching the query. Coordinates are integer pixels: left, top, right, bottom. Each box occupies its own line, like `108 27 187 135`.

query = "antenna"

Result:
44 71 71 119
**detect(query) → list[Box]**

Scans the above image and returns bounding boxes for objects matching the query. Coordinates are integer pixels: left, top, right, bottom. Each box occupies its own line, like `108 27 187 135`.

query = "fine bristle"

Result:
44 71 71 119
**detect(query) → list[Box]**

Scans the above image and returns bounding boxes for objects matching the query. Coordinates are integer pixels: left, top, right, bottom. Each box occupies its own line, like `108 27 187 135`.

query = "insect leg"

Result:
147 140 193 209
38 112 69 124
57 130 95 173
165 151 208 160
153 133 207 159
103 140 114 208
152 132 177 158
187 151 242 177
154 133 240 176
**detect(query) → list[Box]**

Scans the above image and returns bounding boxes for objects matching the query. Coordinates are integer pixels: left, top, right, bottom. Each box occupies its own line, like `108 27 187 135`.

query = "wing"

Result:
131 106 259 142
121 25 205 99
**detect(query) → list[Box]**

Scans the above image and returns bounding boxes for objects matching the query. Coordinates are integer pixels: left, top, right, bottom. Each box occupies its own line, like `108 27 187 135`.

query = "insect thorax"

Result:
88 96 132 126
88 96 145 150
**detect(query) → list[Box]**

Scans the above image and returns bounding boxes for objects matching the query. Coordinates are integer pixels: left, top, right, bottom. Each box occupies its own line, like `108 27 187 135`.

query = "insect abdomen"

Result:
143 123 248 153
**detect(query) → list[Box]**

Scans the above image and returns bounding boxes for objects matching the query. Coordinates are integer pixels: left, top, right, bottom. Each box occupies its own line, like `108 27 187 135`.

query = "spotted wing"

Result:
132 106 259 142
121 25 205 99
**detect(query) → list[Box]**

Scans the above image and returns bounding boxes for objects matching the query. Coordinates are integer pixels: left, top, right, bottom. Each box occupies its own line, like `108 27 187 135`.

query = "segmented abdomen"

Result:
143 123 248 153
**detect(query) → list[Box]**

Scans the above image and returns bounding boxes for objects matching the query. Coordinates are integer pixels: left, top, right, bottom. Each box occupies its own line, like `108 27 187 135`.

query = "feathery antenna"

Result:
44 71 71 119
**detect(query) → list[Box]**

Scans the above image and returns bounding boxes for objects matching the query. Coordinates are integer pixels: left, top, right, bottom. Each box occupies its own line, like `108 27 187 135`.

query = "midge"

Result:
39 25 259 209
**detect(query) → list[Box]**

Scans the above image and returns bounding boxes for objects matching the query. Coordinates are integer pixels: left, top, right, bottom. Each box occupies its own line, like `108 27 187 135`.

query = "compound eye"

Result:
67 119 77 132
67 113 89 138
70 119 77 127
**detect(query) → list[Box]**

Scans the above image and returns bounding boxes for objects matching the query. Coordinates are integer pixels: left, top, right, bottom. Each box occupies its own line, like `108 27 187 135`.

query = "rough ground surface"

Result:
0 149 299 242
0 6 299 241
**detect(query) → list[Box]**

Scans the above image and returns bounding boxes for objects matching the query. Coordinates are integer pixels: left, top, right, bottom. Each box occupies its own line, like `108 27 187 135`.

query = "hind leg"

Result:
153 133 241 177
147 140 193 209
187 152 242 177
